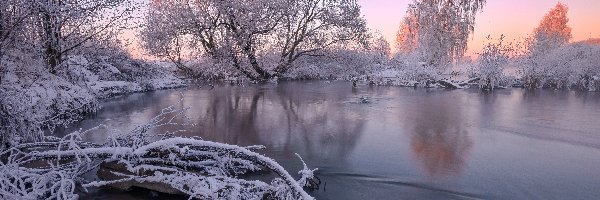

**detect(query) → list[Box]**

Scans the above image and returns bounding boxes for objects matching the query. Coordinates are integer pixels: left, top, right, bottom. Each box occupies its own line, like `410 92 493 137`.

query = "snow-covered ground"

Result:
1 55 186 147
60 56 186 98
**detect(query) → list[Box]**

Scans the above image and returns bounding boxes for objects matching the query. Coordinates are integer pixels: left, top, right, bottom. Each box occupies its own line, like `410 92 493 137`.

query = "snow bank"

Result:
1 59 98 147
1 54 186 146
88 81 144 98
62 55 186 98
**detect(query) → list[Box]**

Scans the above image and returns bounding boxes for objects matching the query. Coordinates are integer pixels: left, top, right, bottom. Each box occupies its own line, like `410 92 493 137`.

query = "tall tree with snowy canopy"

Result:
530 2 572 55
0 0 32 60
271 0 369 76
395 11 419 54
404 0 486 69
33 0 136 74
140 0 369 81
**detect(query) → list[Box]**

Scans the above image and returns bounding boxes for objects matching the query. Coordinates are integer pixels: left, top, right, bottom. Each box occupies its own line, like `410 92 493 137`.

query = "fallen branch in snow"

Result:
437 79 466 89
0 101 316 200
295 153 320 190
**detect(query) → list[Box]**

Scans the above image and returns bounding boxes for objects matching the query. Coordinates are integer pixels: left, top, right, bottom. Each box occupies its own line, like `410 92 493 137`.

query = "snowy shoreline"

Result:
0 55 187 147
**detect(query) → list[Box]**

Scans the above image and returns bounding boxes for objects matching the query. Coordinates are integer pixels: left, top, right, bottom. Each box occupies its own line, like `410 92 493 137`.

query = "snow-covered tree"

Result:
140 0 369 81
519 42 600 90
395 11 418 54
0 0 33 60
404 0 486 69
520 2 574 89
271 0 369 76
141 0 284 80
139 0 197 73
530 2 572 55
34 0 137 74
371 33 391 58
1 0 185 148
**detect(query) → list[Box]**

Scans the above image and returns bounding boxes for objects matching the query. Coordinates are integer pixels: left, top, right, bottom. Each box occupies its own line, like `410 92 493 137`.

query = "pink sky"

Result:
357 0 600 55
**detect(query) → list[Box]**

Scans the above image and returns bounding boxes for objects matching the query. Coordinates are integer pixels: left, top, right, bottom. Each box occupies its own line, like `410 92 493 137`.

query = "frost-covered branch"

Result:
0 102 317 199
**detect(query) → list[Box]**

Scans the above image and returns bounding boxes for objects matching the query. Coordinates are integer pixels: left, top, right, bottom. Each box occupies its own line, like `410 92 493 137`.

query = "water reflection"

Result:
271 83 367 160
406 92 472 178
150 82 371 163
56 82 600 200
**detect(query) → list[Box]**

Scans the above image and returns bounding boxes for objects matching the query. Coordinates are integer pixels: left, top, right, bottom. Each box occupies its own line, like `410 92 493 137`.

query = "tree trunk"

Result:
230 51 258 80
41 2 62 74
242 41 271 80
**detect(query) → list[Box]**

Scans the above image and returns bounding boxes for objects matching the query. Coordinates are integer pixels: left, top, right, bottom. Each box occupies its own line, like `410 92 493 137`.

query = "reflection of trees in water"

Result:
62 82 367 163
56 91 180 142
273 82 366 160
408 94 472 178
182 87 264 146
182 82 366 161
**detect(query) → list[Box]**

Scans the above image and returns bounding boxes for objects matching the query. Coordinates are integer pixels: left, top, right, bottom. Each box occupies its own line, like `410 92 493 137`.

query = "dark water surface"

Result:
61 81 600 199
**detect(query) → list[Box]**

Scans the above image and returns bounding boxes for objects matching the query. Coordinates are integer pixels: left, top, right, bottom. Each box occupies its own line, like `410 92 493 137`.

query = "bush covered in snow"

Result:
182 59 248 81
0 56 99 148
473 36 513 89
1 51 185 147
284 48 389 81
519 43 600 91
59 55 186 98
366 53 442 87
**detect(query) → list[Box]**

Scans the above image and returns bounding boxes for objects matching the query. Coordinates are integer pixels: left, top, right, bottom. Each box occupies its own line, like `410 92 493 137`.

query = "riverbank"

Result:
0 55 186 147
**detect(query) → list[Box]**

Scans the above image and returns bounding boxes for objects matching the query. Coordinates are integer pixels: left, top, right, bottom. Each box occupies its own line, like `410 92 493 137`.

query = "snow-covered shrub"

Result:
87 81 144 99
397 60 439 82
83 57 125 81
56 56 185 98
475 36 513 89
66 36 187 92
184 59 246 81
1 50 186 147
116 60 185 91
0 57 98 148
519 43 600 91
284 48 389 80
0 161 82 199
286 64 327 80
57 55 100 85
371 54 441 87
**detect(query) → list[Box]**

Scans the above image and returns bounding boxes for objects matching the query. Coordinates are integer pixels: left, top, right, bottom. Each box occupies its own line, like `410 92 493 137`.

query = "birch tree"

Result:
395 10 418 54
404 0 486 69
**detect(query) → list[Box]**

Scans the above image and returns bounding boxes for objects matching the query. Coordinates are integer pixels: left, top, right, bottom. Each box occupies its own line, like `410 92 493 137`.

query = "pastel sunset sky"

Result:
357 0 600 55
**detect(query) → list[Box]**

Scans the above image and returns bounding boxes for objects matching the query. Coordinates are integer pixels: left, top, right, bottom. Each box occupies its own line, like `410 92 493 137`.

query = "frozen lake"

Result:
60 81 600 199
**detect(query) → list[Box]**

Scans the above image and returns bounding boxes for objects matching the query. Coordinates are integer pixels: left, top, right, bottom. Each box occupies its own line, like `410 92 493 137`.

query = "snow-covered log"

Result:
437 79 466 89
